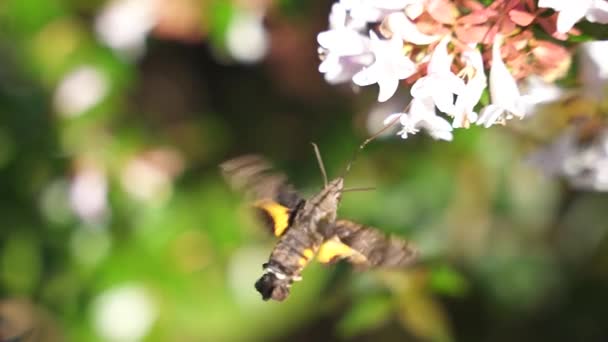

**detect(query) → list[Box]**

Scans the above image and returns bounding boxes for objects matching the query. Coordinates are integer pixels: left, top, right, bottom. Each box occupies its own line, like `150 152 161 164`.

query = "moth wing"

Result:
220 155 303 237
317 219 418 269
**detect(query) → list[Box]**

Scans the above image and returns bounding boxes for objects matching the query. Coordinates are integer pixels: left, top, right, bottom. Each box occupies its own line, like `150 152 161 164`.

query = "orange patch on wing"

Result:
254 200 290 236
298 248 315 267
317 237 366 264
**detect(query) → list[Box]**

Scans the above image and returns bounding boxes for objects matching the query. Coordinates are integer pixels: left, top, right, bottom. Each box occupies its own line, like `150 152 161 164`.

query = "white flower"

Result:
539 0 608 33
528 128 608 191
226 10 269 64
69 165 108 223
317 4 374 84
95 0 159 58
54 66 109 117
477 34 529 127
329 2 348 30
352 32 416 102
341 0 421 25
92 284 158 342
384 12 439 45
520 75 565 114
410 36 465 113
453 47 487 128
579 40 608 99
384 97 454 141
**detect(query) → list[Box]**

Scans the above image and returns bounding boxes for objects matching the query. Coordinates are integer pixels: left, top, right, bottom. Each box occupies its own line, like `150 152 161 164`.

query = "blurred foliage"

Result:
0 0 608 341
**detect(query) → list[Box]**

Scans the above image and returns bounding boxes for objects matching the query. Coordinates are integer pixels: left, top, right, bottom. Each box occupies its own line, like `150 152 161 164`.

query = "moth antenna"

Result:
342 186 376 193
311 142 328 186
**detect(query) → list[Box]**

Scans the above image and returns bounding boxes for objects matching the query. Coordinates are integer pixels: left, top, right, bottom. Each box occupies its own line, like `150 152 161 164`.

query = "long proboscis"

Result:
341 109 403 177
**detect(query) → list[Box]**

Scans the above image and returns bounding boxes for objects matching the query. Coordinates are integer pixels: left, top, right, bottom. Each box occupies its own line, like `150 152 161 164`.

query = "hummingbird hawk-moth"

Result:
220 145 418 301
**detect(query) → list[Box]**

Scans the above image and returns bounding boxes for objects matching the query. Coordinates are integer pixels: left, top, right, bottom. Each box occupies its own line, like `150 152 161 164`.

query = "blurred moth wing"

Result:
318 220 419 269
220 155 304 237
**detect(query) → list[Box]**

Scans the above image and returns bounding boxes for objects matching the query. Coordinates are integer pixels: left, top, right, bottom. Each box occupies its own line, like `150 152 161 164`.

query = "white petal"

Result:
428 36 452 74
408 96 436 117
433 91 457 114
427 114 453 132
375 0 414 10
393 57 417 79
328 3 347 29
430 130 453 141
579 40 608 99
319 54 339 73
442 73 466 95
557 0 593 33
410 77 433 98
353 66 379 86
538 0 565 10
489 35 522 113
377 77 400 102
477 104 504 127
317 30 369 55
422 115 453 141
557 10 587 33
587 0 608 23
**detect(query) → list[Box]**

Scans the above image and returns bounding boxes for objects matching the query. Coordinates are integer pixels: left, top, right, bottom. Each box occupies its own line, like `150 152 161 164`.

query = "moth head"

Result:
255 273 291 301
326 178 344 201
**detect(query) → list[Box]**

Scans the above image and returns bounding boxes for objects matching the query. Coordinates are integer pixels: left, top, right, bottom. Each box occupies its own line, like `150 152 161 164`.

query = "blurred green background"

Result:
1 0 608 341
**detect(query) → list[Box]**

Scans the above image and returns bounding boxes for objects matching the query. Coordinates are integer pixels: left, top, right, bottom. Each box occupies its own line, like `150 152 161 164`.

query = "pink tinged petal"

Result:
385 13 439 45
427 0 458 24
509 9 536 26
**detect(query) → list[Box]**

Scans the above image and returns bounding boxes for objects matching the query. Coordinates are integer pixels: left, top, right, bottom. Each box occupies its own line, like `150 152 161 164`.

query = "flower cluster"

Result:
316 0 602 141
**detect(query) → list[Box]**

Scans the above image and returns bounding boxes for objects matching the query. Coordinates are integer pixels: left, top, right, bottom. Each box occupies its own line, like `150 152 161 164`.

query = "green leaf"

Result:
429 265 469 297
337 293 393 338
